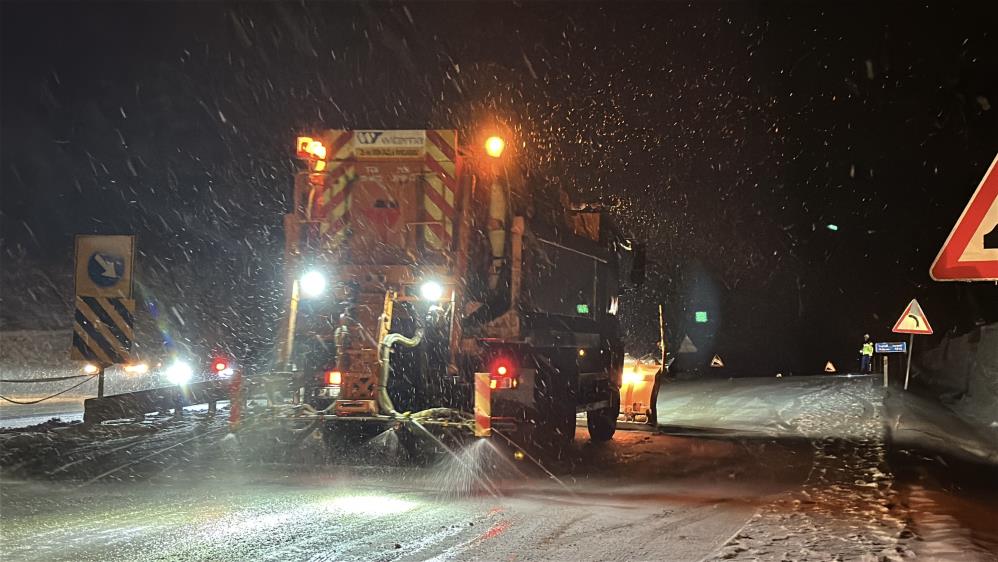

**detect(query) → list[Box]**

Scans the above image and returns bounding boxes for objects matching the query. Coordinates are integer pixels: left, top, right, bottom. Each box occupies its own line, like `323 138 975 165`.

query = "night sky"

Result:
2 1 997 373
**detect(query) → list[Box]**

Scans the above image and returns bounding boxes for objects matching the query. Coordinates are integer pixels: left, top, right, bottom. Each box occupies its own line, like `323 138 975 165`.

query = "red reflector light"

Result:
325 370 342 385
490 361 516 389
213 360 228 372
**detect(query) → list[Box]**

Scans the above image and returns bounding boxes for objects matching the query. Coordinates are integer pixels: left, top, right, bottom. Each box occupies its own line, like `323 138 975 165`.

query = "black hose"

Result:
377 329 423 416
0 376 97 405
1 374 94 383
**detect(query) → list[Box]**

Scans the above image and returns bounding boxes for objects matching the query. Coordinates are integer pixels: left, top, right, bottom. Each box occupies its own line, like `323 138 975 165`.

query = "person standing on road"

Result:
859 334 874 373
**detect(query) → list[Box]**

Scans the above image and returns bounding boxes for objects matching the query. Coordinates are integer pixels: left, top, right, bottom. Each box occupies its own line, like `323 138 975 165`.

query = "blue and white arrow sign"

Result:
75 235 135 298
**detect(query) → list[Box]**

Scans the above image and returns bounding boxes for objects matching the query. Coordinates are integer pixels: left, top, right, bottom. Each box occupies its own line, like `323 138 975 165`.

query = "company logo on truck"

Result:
356 131 384 144
354 130 426 159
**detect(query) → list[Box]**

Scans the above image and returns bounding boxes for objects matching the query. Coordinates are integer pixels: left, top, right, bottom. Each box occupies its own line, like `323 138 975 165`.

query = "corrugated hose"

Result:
377 329 423 416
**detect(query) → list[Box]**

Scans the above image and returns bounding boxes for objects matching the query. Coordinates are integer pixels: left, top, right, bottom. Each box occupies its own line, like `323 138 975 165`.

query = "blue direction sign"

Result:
73 235 135 365
75 235 134 298
875 342 907 354
87 252 125 288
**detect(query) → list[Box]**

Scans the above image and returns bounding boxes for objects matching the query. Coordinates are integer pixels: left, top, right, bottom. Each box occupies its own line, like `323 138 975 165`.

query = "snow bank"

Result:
884 388 998 465
915 322 998 439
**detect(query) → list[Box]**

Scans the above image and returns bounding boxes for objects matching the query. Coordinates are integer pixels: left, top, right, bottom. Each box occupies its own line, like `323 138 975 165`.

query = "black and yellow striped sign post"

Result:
72 297 135 364
71 235 136 397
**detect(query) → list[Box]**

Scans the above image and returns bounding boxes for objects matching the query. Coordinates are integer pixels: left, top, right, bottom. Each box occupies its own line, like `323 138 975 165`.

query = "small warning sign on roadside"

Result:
892 299 934 335
824 361 836 373
710 354 724 368
678 334 698 354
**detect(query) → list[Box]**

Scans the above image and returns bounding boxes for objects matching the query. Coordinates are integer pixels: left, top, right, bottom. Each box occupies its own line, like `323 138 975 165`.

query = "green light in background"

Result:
576 303 590 314
826 224 839 231
695 311 708 323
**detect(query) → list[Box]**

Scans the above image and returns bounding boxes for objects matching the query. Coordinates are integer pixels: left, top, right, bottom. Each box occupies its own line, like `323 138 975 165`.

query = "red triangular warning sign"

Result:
930 154 998 281
892 299 934 335
824 361 836 373
709 354 724 368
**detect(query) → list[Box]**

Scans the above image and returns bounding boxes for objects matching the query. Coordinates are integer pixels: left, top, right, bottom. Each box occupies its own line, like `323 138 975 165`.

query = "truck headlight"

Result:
165 360 193 385
420 280 444 301
300 270 326 299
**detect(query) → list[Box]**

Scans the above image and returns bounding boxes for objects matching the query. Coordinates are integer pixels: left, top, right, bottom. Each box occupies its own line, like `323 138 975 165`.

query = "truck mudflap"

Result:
474 371 491 437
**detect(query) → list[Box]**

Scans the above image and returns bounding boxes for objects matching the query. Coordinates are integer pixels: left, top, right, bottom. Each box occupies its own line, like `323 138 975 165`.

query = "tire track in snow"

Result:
707 378 915 561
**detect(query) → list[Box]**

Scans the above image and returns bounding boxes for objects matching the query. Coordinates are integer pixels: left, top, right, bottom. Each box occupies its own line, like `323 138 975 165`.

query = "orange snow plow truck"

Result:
247 128 646 453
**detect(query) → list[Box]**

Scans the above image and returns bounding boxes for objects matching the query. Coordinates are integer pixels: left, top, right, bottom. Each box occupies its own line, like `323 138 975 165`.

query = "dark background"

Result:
2 1 996 374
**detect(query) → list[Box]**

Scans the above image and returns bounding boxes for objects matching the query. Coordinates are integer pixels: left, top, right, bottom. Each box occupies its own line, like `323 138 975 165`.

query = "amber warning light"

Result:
484 136 506 158
325 370 342 385
296 137 327 160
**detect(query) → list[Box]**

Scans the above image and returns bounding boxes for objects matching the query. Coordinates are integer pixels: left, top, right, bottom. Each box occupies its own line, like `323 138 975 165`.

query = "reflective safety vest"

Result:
861 342 874 356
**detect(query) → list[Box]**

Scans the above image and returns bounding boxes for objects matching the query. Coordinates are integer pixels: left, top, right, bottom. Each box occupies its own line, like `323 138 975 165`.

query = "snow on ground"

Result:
916 323 998 449
0 404 85 428
1 415 804 561
4 375 998 560
885 387 998 465
708 378 913 561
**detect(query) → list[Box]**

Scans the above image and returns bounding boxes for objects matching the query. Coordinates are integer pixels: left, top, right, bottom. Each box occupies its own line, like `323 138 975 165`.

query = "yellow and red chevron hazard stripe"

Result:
319 130 355 161
316 160 356 245
474 372 492 437
300 131 352 248
423 130 458 250
303 129 459 250
307 161 356 247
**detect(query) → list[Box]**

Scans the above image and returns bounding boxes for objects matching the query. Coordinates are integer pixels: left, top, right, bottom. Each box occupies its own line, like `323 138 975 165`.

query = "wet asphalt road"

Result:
2 375 997 561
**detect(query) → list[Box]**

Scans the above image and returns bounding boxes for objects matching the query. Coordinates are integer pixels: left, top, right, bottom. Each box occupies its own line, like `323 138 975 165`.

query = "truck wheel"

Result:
552 406 577 446
587 389 619 442
530 406 576 451
531 354 577 451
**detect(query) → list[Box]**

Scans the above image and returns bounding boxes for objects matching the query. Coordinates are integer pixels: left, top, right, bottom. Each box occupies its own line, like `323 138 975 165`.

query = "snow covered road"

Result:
1 429 800 562
2 375 996 561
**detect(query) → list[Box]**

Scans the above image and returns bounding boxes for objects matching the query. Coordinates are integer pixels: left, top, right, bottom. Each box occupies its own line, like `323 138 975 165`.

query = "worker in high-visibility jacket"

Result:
859 334 874 374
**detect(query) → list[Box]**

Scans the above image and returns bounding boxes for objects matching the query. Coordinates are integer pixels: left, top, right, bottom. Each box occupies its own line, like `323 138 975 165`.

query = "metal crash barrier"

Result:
83 379 233 424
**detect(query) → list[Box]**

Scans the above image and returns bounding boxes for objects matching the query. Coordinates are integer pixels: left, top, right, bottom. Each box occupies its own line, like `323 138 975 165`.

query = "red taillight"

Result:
325 370 342 385
490 361 517 390
213 359 228 372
